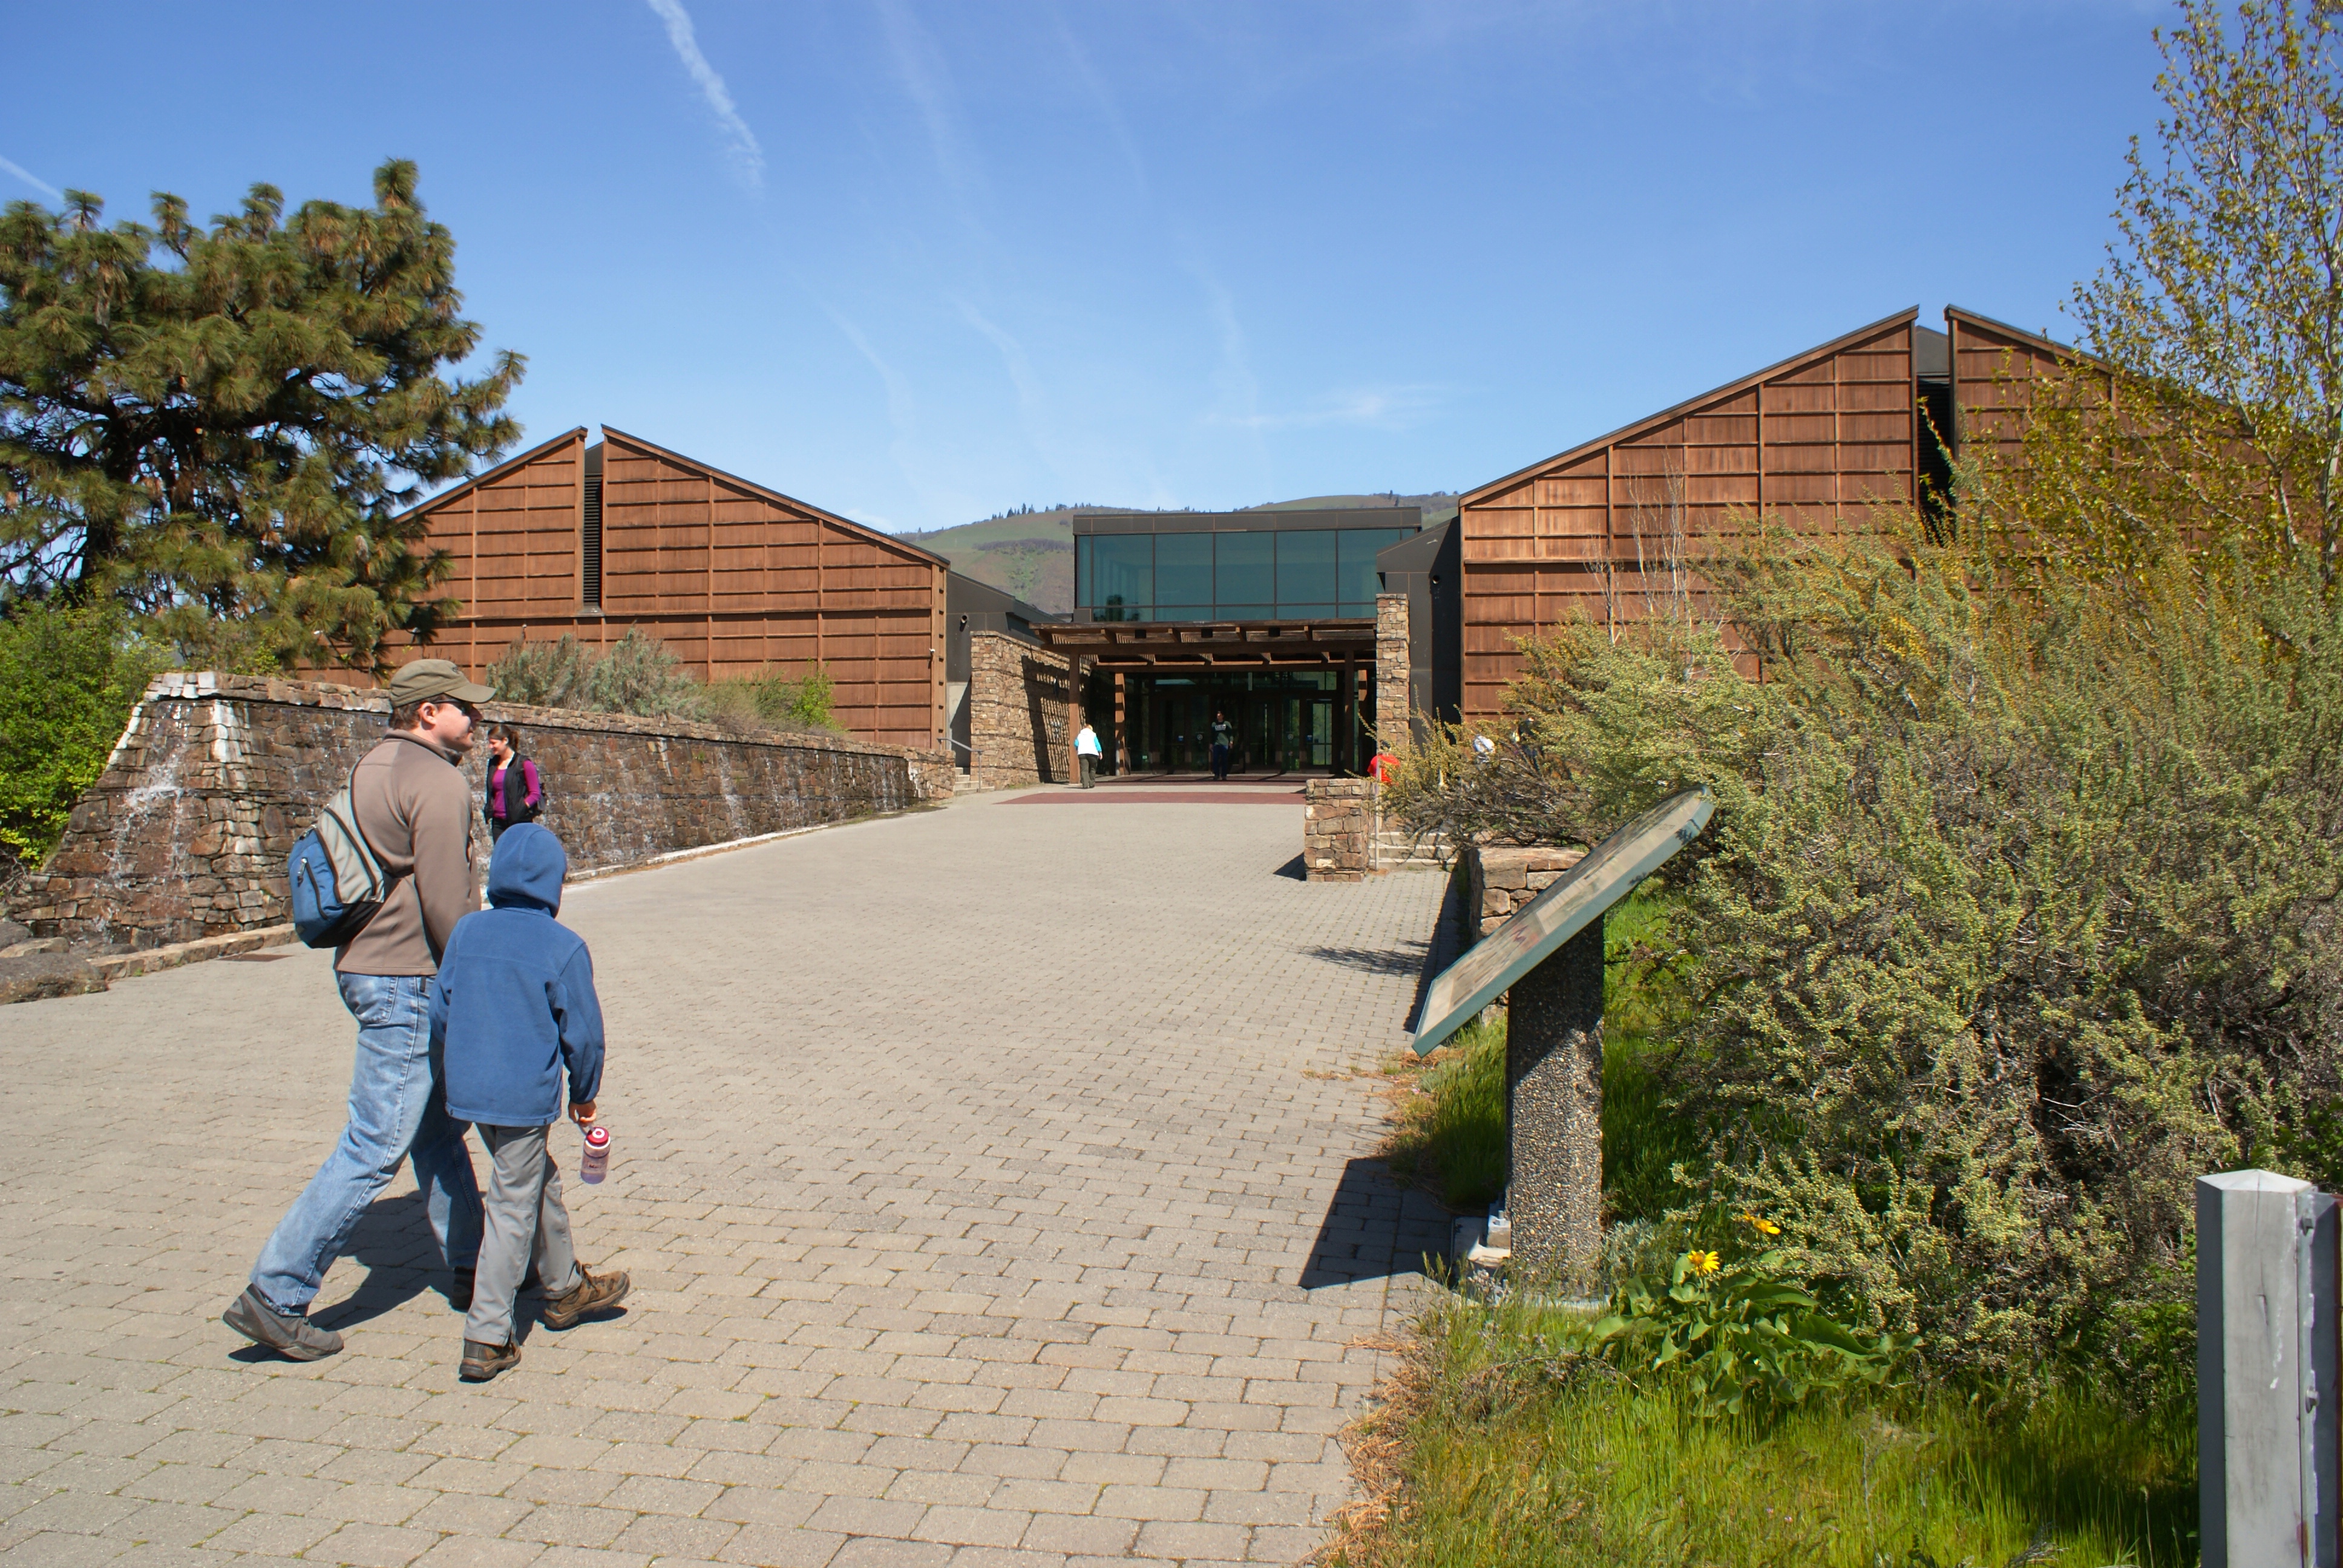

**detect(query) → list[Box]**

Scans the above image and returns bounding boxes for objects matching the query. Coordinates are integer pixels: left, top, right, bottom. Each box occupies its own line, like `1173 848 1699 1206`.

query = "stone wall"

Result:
1375 592 1410 747
964 630 1071 789
10 671 952 950
1303 779 1376 881
1464 843 1587 939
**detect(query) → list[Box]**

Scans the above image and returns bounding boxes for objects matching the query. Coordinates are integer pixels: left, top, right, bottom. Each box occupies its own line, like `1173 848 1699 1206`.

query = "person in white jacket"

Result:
1075 722 1102 788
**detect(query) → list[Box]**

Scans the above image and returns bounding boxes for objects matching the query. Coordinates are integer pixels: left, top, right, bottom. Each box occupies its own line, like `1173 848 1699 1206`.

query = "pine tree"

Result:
0 159 522 670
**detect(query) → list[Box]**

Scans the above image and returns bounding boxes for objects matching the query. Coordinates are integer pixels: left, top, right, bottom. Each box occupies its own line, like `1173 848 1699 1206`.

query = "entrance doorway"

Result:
1119 670 1362 774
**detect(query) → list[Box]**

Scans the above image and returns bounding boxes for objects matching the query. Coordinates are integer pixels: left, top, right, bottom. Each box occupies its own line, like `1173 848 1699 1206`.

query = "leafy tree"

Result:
2023 0 2343 586
0 603 167 870
0 159 522 669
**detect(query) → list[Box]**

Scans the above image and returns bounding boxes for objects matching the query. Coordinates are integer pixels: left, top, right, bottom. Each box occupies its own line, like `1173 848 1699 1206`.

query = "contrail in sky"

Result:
643 0 765 188
0 155 62 201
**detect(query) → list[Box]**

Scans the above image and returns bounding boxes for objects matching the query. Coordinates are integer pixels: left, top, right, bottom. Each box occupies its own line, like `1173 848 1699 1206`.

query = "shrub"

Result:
0 603 169 869
1386 529 2343 1389
485 633 842 734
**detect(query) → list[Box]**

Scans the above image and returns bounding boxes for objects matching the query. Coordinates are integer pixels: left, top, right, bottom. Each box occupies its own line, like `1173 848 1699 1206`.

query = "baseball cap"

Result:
385 658 494 707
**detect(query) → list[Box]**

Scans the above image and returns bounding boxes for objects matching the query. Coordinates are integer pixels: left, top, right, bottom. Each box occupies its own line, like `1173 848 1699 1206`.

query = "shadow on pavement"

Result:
1300 1156 1453 1290
1274 854 1306 881
307 1189 448 1334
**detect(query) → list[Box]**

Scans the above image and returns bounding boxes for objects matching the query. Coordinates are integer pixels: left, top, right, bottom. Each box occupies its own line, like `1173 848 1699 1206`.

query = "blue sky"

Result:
10 2 2167 533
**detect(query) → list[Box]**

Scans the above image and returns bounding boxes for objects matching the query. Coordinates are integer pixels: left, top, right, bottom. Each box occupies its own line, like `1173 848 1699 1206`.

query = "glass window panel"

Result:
1075 536 1091 609
1156 534 1213 607
1337 529 1407 610
1276 531 1338 612
1096 601 1149 622
1093 534 1152 612
1154 604 1212 622
1279 604 1337 622
1214 532 1274 615
1216 603 1273 621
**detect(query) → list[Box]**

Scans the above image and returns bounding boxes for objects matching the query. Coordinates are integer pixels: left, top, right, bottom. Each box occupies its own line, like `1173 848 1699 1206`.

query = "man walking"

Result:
1075 721 1102 788
223 659 494 1360
1209 710 1235 781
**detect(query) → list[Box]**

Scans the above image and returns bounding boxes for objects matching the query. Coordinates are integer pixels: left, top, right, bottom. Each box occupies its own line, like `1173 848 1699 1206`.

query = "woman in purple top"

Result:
482 724 543 843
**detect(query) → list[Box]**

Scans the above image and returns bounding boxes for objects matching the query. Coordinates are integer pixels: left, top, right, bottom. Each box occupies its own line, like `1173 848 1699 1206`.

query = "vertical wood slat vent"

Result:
582 477 603 607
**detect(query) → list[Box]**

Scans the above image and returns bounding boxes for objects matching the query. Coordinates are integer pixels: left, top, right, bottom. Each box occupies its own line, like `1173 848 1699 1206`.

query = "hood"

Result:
487 822 567 914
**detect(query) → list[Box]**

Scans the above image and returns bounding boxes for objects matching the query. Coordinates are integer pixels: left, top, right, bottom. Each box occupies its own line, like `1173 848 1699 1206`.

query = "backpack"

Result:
287 763 395 949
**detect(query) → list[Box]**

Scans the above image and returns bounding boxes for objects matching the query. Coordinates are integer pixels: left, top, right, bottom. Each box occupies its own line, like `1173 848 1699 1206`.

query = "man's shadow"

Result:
231 1190 464 1357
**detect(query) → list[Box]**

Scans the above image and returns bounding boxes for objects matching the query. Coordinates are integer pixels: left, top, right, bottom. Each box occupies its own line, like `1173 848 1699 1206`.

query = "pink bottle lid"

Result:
585 1125 610 1149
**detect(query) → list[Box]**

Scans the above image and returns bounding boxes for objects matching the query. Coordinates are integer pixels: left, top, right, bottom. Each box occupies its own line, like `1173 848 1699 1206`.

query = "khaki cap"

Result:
386 658 494 707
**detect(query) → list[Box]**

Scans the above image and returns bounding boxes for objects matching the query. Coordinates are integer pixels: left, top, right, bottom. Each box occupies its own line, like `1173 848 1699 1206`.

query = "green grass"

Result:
1327 1289 2197 1568
1355 890 2198 1566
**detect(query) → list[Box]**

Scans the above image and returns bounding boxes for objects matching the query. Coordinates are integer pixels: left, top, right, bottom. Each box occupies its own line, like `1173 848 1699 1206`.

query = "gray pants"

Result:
465 1123 585 1345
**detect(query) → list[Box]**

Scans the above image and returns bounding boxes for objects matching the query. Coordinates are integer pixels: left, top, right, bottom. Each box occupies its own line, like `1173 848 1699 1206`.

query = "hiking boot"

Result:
223 1286 343 1361
539 1266 630 1330
458 1339 521 1382
449 1266 542 1312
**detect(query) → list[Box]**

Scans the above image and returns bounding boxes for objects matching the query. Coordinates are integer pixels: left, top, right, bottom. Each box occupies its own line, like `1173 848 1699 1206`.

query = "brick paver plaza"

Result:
0 786 1452 1567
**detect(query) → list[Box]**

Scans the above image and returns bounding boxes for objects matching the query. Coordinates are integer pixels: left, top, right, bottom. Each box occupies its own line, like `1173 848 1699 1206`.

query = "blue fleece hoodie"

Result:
430 823 605 1127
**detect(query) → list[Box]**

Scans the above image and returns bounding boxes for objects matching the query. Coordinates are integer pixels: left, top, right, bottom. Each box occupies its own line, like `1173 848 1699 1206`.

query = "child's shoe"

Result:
459 1339 521 1381
540 1266 631 1329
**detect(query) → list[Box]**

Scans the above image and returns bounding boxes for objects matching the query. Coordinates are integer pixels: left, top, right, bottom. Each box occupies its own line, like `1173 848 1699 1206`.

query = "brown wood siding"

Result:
1947 307 2069 474
1455 315 1924 720
392 428 947 751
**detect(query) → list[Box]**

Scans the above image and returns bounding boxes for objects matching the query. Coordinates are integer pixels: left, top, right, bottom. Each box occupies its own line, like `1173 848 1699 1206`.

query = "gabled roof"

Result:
598 426 949 570
1460 307 1922 507
1944 305 2089 366
404 426 589 518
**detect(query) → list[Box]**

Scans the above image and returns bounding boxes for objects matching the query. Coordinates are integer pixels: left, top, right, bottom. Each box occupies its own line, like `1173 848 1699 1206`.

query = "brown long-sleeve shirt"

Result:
335 731 479 976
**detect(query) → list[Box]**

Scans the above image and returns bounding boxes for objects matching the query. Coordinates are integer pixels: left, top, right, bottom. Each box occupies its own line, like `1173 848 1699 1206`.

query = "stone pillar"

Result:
1375 592 1410 748
2198 1169 2338 1568
1302 777 1373 881
1507 922 1604 1291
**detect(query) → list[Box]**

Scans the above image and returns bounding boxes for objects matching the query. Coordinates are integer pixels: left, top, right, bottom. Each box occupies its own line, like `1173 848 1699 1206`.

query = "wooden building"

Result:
1451 305 2067 720
396 426 948 750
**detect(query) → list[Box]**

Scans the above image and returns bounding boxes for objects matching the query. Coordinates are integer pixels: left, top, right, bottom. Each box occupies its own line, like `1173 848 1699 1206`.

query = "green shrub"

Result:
485 633 842 734
0 603 169 869
1581 1214 1906 1420
1388 529 2343 1389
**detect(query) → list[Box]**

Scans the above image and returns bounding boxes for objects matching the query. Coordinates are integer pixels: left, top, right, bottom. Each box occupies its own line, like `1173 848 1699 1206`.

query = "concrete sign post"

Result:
2198 1169 2338 1567
1412 788 1715 1289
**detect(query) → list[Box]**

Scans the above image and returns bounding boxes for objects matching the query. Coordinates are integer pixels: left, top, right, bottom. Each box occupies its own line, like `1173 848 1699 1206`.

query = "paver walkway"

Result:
0 787 1453 1567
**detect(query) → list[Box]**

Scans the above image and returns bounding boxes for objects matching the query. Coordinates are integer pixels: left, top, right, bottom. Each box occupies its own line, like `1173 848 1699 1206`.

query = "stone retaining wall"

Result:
1464 843 1588 939
1302 779 1377 881
10 672 952 950
965 631 1071 789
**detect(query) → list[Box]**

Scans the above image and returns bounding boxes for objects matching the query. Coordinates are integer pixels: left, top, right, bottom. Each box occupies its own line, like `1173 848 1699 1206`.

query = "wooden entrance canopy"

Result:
1032 618 1375 670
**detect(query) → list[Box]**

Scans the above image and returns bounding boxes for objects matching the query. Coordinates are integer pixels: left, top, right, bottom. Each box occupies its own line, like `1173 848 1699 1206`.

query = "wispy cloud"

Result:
0 155 61 201
874 0 988 227
644 0 765 188
1210 385 1448 433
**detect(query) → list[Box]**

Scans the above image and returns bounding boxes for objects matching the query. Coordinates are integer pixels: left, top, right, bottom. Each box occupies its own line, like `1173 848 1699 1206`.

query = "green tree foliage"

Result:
0 602 166 869
2014 0 2343 587
1386 533 2343 1385
0 160 522 668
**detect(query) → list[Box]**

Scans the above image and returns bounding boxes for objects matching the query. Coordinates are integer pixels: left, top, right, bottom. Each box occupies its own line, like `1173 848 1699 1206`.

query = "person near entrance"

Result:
1209 711 1235 781
1075 722 1101 788
224 658 492 1361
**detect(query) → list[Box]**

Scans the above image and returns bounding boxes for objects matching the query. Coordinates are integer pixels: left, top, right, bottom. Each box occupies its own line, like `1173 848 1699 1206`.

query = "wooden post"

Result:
1506 921 1605 1293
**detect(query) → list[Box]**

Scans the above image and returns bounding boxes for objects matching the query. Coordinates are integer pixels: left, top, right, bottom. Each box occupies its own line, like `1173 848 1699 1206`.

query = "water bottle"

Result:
580 1124 610 1184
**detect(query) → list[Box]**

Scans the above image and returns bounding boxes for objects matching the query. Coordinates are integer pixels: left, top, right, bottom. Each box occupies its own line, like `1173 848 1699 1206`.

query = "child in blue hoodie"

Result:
430 822 630 1381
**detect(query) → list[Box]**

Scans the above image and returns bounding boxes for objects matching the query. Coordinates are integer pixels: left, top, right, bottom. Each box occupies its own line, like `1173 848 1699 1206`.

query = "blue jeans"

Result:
249 973 483 1315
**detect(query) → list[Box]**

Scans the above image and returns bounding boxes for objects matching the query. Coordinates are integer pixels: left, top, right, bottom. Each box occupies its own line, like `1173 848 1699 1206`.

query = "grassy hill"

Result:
900 492 1458 614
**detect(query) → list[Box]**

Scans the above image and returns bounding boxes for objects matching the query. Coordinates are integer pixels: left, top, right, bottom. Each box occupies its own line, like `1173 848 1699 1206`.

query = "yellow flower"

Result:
1688 1250 1721 1275
1739 1214 1781 1236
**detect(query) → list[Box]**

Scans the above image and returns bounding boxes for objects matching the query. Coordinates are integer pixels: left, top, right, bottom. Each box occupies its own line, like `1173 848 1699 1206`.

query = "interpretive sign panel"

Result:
1409 786 1715 1057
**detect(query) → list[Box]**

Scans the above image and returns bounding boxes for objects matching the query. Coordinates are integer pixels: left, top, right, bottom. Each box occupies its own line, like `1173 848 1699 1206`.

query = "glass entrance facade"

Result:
1075 524 1414 621
1101 670 1369 774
